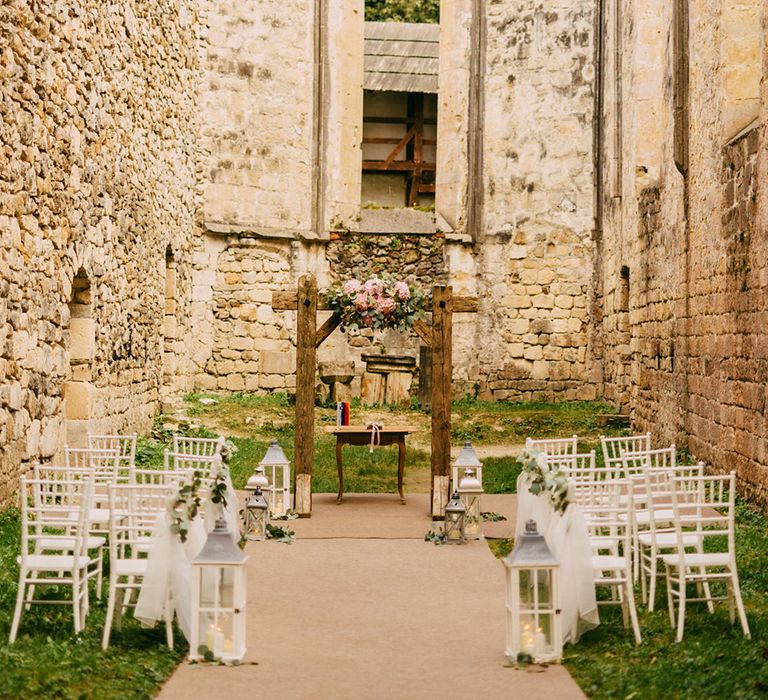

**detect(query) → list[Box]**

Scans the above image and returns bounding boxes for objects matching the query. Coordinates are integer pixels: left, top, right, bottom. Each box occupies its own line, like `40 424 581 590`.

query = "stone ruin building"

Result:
1 0 767 508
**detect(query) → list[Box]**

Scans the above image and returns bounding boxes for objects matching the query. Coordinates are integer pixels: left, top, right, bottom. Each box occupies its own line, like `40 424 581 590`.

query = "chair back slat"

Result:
618 445 676 480
172 435 224 458
600 433 651 471
164 450 221 484
525 435 578 457
65 447 120 483
88 434 137 480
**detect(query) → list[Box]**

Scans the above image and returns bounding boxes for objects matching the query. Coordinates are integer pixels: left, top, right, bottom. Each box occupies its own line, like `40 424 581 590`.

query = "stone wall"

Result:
469 0 597 401
597 0 768 506
192 0 599 403
0 0 201 504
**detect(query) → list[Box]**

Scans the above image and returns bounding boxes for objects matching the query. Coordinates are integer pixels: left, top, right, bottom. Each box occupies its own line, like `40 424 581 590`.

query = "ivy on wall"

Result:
365 0 439 23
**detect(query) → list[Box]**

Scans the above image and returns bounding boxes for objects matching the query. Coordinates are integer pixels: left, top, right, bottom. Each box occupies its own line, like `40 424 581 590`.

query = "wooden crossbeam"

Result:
315 312 342 348
361 161 436 172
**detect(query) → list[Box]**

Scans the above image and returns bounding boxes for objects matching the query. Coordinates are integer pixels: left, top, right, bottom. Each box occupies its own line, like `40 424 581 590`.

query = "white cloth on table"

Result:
135 472 241 641
515 473 599 644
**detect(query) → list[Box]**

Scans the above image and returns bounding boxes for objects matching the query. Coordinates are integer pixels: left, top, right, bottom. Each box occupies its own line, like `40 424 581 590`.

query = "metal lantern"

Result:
452 441 483 492
443 490 466 544
259 440 291 516
502 520 562 664
190 518 248 662
243 486 269 541
458 468 484 540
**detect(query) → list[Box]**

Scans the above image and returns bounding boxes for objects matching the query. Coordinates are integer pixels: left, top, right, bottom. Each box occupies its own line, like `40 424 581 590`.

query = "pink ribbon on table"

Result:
368 422 383 453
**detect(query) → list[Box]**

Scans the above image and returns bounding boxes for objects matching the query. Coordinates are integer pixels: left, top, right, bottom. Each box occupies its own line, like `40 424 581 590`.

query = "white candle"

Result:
535 628 547 655
206 623 216 652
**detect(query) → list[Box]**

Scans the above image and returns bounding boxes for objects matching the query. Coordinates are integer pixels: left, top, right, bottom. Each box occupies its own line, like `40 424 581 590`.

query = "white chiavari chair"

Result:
600 433 652 478
88 434 137 483
662 472 749 642
102 483 175 650
583 478 642 645
636 462 707 611
9 476 93 642
525 435 578 457
33 464 108 598
164 450 221 487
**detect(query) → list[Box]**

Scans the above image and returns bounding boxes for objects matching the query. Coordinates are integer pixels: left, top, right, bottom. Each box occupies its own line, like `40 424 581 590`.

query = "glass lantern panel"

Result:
200 568 218 608
536 613 555 656
464 496 481 536
220 567 236 608
519 612 537 655
199 610 219 654
445 514 463 541
518 570 534 608
536 569 552 608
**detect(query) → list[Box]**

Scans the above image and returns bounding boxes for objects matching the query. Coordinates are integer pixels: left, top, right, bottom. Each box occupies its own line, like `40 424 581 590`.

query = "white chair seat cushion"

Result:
593 555 628 571
661 552 731 568
89 508 110 524
637 532 701 548
114 558 148 577
38 535 106 550
621 508 673 525
18 554 90 570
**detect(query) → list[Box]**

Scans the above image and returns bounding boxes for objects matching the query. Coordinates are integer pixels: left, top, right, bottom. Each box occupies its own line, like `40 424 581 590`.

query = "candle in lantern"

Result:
224 637 234 654
535 627 547 654
214 627 225 656
521 622 535 654
206 622 217 652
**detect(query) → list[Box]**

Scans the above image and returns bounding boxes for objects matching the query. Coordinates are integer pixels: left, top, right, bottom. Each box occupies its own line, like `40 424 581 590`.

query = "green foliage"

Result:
0 509 183 698
424 529 447 545
365 0 439 23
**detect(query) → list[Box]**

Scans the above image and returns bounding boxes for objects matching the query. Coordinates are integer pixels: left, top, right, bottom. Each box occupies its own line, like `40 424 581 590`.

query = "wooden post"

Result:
294 275 317 516
419 346 432 411
430 285 452 518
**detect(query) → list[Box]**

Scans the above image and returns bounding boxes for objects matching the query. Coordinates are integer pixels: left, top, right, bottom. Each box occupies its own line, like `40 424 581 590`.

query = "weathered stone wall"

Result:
598 0 768 506
192 0 599 402
0 0 201 504
469 0 597 401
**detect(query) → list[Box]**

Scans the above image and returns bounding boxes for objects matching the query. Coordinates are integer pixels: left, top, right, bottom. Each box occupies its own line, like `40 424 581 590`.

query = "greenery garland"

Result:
169 467 230 543
516 447 570 515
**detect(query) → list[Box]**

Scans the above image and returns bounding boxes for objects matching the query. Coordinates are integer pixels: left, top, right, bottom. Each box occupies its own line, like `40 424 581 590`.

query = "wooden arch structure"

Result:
272 275 478 518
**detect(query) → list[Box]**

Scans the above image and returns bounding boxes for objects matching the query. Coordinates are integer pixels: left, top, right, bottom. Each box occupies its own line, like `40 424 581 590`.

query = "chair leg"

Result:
730 569 751 639
102 576 117 650
72 572 81 635
695 542 714 613
647 545 659 612
665 564 675 629
639 547 648 605
9 570 28 643
726 579 735 624
96 548 104 600
625 575 642 645
24 570 39 611
675 573 687 643
79 574 89 630
115 587 125 632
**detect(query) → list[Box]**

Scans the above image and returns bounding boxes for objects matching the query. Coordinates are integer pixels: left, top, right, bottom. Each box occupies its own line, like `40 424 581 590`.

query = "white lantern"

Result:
243 487 269 541
245 464 269 493
458 468 483 540
443 491 466 544
259 440 291 517
190 518 248 662
502 520 562 664
452 441 483 492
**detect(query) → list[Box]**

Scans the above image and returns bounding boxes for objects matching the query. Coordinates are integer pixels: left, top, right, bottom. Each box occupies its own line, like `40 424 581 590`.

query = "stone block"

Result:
69 317 94 362
262 350 296 375
64 381 94 420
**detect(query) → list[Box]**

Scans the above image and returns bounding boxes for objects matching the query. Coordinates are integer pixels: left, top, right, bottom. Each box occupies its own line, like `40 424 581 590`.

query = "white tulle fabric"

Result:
135 475 240 641
515 474 599 644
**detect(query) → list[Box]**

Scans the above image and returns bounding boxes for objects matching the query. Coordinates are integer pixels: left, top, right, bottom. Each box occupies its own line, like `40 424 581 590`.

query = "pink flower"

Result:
362 315 374 327
393 281 410 300
355 293 369 311
377 297 396 315
343 279 362 294
363 277 384 295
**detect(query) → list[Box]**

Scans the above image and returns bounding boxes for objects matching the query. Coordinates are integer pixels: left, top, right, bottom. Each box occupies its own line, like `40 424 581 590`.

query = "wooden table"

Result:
324 426 417 505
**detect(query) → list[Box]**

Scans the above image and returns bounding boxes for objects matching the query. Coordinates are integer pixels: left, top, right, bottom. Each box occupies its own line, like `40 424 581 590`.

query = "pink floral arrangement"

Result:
325 273 429 332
